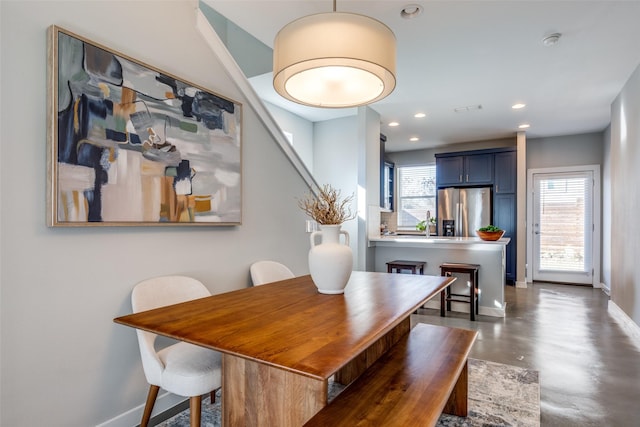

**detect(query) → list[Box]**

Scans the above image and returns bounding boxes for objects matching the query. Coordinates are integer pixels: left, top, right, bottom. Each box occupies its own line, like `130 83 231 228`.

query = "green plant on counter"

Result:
478 225 502 232
416 220 427 231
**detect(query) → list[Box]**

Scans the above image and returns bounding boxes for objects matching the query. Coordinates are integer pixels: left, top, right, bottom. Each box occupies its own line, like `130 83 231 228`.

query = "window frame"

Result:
396 164 437 230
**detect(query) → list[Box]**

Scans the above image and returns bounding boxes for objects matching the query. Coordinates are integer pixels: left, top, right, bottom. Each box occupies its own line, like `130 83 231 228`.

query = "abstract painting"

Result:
47 26 242 226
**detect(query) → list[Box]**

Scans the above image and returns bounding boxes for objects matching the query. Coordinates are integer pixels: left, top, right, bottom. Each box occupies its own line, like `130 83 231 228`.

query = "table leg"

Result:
222 354 327 426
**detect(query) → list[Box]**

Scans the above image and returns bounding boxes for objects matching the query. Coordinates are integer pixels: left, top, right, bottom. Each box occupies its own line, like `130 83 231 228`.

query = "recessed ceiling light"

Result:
512 103 526 109
414 112 426 118
388 121 399 127
401 4 423 19
518 124 530 129
409 137 419 142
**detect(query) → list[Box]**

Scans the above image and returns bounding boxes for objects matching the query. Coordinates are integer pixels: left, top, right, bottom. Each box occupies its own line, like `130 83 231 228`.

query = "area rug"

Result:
156 358 539 427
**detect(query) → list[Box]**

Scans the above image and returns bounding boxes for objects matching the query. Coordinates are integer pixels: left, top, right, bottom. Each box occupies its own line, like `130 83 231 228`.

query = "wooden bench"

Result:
304 323 478 427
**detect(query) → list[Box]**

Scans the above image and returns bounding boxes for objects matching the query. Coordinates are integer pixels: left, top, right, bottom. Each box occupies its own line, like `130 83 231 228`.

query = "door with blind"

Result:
532 170 594 284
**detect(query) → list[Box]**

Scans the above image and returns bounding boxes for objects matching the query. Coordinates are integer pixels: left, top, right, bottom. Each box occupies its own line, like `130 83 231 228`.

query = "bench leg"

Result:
440 289 446 317
443 360 468 417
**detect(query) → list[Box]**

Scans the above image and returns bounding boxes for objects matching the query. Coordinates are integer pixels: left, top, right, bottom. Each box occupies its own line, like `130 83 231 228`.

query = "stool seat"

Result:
386 260 426 275
440 263 480 321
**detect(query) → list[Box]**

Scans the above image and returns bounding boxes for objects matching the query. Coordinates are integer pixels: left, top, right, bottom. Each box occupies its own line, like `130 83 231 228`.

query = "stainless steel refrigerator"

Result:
437 187 492 237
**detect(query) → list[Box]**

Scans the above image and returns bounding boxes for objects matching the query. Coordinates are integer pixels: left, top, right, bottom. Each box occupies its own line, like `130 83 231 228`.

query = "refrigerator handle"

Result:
456 202 462 236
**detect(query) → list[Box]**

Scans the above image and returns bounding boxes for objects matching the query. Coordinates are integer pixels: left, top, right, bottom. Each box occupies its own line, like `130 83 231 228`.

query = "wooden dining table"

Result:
114 271 455 426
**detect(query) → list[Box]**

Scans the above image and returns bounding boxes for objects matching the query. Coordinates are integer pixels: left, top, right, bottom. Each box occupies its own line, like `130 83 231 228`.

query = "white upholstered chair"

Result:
250 260 295 286
131 275 221 427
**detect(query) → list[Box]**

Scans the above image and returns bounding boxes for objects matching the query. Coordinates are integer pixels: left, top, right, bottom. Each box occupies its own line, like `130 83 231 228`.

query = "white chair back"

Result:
131 276 211 385
250 261 295 286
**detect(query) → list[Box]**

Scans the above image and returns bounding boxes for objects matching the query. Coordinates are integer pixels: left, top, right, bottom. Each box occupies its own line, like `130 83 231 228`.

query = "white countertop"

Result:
369 235 510 249
371 235 509 244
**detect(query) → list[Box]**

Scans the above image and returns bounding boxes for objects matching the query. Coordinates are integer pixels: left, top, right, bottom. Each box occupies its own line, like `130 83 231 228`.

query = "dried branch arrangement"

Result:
298 184 356 225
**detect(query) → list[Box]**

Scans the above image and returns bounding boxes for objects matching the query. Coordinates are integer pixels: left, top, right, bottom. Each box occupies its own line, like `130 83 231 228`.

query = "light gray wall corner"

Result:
358 106 381 272
516 132 527 285
313 117 360 267
609 61 640 328
602 125 612 295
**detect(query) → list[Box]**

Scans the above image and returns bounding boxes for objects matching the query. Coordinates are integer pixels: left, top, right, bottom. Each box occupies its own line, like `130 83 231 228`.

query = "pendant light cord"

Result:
333 0 336 12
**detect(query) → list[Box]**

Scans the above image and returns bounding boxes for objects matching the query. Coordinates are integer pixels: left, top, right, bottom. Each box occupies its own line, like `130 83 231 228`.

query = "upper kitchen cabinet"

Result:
494 150 517 194
436 153 493 186
379 134 394 211
381 161 394 211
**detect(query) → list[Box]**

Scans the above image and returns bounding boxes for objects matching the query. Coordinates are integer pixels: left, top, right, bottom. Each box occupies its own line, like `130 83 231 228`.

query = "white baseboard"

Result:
422 300 505 318
515 280 527 288
600 282 611 296
608 300 640 351
96 391 185 427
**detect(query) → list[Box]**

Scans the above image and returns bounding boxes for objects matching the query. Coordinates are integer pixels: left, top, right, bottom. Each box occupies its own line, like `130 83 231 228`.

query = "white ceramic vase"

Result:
308 224 353 294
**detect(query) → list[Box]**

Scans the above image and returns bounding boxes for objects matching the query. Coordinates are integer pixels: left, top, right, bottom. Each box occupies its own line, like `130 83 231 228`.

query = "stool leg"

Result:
475 270 479 317
446 274 452 312
387 265 392 273
440 289 446 317
470 272 476 321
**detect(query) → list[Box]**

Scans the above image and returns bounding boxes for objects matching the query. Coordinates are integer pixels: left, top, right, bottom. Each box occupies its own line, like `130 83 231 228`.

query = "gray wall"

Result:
263 101 315 173
199 1 272 78
609 62 640 325
313 116 360 265
602 126 612 294
527 132 604 170
386 137 516 166
0 1 313 425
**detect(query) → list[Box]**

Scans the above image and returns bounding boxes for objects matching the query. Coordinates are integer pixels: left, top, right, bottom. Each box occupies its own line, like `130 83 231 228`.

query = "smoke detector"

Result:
542 33 561 47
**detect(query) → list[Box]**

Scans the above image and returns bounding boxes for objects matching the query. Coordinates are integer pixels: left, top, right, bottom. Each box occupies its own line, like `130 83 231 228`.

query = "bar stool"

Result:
386 260 426 275
439 263 480 321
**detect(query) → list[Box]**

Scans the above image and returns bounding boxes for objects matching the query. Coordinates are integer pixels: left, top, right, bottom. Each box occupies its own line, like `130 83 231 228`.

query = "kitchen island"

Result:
369 235 510 317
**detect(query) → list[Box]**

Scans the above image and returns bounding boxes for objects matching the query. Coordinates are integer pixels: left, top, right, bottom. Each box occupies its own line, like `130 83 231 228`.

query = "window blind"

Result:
397 165 436 228
537 174 592 272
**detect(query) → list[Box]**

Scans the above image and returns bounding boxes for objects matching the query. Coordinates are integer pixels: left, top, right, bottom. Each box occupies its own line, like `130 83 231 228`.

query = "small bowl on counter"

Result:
476 229 505 241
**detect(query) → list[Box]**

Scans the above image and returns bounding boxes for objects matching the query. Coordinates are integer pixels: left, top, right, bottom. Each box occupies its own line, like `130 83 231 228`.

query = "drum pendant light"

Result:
273 1 396 108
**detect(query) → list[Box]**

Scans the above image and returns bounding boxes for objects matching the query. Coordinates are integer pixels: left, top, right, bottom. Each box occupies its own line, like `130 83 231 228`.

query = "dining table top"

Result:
114 271 454 381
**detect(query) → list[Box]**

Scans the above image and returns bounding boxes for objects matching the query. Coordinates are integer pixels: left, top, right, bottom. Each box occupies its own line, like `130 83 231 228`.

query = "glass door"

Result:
532 171 594 284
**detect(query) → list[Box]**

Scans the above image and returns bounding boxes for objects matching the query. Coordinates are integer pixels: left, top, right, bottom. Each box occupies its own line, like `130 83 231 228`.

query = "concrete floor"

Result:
413 282 640 426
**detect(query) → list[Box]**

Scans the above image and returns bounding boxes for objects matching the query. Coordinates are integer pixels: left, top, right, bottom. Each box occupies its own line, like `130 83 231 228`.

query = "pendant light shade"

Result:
273 12 396 108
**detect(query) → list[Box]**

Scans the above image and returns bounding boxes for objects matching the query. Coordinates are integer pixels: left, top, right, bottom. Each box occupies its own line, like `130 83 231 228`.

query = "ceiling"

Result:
204 1 640 152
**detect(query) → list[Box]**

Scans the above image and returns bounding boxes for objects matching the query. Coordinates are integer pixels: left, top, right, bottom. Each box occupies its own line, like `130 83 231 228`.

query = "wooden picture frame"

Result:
47 26 242 226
